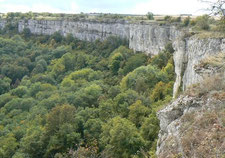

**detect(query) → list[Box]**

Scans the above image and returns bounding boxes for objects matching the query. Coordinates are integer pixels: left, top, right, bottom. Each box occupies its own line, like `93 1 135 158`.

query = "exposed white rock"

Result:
173 37 225 97
157 94 225 158
16 19 182 55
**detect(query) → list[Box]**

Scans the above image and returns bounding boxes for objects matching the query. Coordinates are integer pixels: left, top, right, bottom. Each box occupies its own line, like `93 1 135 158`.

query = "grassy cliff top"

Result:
0 12 195 25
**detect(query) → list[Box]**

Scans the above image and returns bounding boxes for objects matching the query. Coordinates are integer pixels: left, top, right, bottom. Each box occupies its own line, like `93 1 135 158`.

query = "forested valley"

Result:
0 26 175 158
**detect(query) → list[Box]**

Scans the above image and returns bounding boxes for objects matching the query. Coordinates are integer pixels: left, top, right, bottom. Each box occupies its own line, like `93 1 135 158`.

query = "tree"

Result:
109 52 123 75
183 16 191 26
199 0 225 31
195 15 211 30
147 12 154 20
84 118 102 142
120 65 161 92
0 77 11 95
121 53 147 75
150 81 166 102
44 105 81 157
128 100 151 127
140 112 160 147
199 0 225 17
0 134 19 158
46 104 76 135
51 32 63 43
22 28 31 38
72 84 102 108
100 117 144 158
113 90 140 117
20 126 45 158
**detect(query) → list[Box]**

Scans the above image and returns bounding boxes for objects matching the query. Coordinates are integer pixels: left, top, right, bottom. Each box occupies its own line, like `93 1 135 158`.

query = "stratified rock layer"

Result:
15 19 182 55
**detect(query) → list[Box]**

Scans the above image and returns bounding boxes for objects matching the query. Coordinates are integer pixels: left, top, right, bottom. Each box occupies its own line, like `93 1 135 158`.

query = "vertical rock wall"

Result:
173 37 225 97
16 19 181 55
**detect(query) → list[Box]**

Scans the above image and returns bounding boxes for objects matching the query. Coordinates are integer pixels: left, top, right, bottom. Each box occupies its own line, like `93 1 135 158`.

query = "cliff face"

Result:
157 53 225 158
129 24 181 55
16 20 184 55
15 19 181 55
18 19 130 42
173 37 225 97
157 94 225 158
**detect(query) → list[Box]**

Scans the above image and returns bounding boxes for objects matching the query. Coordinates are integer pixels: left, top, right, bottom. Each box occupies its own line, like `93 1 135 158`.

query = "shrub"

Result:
183 17 190 26
22 28 31 38
195 15 210 30
216 17 225 32
147 12 154 20
51 32 63 43
186 73 225 97
171 17 181 23
164 16 172 22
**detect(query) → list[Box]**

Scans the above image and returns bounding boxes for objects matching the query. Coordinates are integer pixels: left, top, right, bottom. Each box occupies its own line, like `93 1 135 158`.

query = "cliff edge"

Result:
157 54 225 157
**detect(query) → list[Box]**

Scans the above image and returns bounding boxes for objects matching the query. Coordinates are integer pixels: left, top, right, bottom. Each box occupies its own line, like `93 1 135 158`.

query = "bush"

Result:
195 15 210 30
186 73 225 97
183 17 190 26
147 12 154 20
171 17 181 23
22 28 31 38
216 17 225 32
51 32 63 43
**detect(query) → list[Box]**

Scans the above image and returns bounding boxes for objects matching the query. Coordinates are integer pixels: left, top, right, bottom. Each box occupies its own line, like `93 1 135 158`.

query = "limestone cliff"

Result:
173 37 225 97
157 54 225 158
0 19 182 55
157 94 225 158
18 19 183 55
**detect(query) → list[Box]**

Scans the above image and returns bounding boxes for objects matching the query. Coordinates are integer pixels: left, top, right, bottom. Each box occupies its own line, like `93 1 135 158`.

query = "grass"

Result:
198 53 225 69
193 31 225 39
185 73 225 97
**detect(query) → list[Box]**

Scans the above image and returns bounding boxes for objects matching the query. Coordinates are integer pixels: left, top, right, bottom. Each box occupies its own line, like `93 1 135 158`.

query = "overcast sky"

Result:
0 0 209 15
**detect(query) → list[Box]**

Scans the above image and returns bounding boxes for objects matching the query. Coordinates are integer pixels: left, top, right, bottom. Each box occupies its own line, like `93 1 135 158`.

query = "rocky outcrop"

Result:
157 53 225 157
173 37 225 97
18 19 131 42
129 24 181 55
157 94 225 158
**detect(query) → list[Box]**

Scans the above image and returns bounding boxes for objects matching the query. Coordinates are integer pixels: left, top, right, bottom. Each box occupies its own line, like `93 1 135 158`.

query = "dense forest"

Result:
0 25 175 158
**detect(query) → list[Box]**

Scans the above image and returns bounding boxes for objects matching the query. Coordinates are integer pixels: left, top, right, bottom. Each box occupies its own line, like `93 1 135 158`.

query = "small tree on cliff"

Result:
199 0 225 31
199 0 225 17
147 12 154 20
